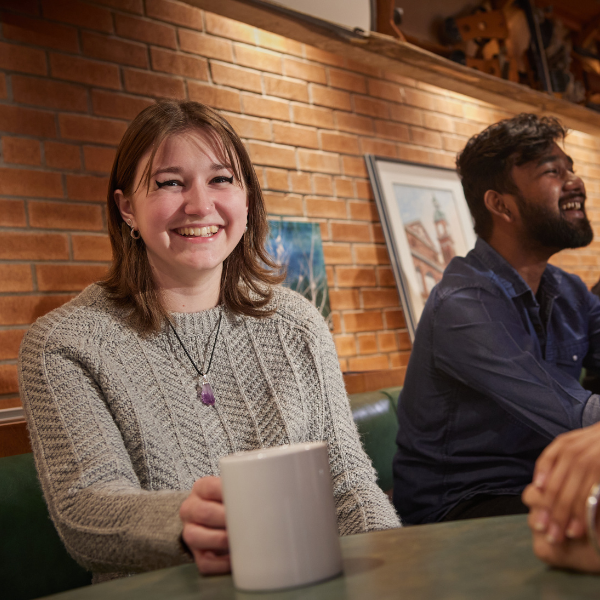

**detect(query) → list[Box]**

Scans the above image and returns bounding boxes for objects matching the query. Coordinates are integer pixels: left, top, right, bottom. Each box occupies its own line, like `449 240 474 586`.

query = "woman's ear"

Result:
483 189 515 224
114 190 136 227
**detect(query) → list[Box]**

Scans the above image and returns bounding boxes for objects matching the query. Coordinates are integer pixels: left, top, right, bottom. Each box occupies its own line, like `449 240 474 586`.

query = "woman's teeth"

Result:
177 226 219 237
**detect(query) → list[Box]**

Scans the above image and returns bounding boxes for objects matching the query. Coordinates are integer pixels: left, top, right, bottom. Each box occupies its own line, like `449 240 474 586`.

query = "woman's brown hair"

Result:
101 99 284 334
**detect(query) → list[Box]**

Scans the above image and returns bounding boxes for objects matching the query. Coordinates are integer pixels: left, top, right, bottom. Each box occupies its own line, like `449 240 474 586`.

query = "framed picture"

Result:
365 156 476 341
266 220 332 326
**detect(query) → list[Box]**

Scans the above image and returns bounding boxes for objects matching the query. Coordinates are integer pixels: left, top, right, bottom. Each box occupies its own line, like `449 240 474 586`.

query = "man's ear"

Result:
483 190 515 224
114 190 135 227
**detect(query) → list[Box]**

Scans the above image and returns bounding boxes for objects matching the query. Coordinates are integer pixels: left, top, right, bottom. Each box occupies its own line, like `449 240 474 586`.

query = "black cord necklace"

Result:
169 313 222 406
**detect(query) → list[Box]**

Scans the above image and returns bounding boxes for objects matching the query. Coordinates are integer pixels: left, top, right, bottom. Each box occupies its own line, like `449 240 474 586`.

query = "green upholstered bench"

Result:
0 453 92 600
349 387 401 493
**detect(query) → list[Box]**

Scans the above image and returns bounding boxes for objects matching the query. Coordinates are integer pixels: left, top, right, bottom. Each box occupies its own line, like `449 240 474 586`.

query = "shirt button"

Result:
573 355 578 361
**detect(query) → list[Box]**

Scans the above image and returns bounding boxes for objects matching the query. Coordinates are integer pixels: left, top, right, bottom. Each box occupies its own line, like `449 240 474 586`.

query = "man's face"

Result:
510 143 593 250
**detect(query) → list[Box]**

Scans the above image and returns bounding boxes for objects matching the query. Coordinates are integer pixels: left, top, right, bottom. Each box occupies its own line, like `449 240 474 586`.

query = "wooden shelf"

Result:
189 0 600 137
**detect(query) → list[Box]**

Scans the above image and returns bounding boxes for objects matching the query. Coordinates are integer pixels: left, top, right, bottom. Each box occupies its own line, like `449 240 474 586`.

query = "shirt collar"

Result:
471 237 561 300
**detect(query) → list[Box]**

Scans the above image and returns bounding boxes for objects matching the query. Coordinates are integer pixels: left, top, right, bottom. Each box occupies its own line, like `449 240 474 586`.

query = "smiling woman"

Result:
17 100 400 584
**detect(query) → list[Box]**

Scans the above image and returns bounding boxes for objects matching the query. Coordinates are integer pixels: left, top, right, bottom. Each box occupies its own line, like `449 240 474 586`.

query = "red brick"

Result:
256 29 303 57
396 144 431 166
241 94 289 121
289 171 311 193
0 0 39 15
150 47 208 80
0 167 62 198
49 53 120 90
385 71 416 86
347 58 378 77
283 58 326 84
91 90 153 120
292 103 334 129
28 201 103 230
0 199 26 226
211 63 262 93
321 131 360 155
83 146 116 174
0 105 56 138
378 331 398 352
389 104 423 126
310 85 351 111
264 168 289 191
93 0 143 13
41 0 112 32
336 266 377 287
342 156 368 178
331 290 361 311
0 41 46 75
298 150 340 174
188 82 241 112
454 121 485 138
304 46 345 67
353 96 389 119
204 12 255 44
334 111 374 135
2 137 41 165
377 266 395 287
66 174 109 202
223 114 270 141
306 197 346 218
362 288 399 308
45 141 81 170
329 69 366 93
81 31 148 69
423 113 455 134
178 30 233 62
72 234 112 261
385 309 406 329
322 243 352 264
263 192 303 215
334 334 357 357
146 0 203 30
343 311 384 332
0 364 19 395
273 123 318 149
0 295 74 325
264 75 308 102
313 174 333 195
334 178 354 198
349 201 378 221
0 231 69 259
347 355 390 371
247 142 296 169
12 75 88 112
60 114 127 145
124 69 185 99
36 264 108 292
372 223 385 243
367 79 403 102
0 264 33 292
410 127 443 149
374 120 410 142
0 74 5 99
360 138 397 158
1 12 78 52
235 44 282 74
115 14 177 49
331 222 369 242
357 333 378 354
0 329 27 360
404 88 437 111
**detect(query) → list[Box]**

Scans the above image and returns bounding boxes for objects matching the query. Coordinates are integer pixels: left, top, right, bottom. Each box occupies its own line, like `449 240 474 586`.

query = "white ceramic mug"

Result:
219 441 343 592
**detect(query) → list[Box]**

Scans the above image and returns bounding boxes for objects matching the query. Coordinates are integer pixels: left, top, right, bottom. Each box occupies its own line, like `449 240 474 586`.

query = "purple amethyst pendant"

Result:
198 376 215 406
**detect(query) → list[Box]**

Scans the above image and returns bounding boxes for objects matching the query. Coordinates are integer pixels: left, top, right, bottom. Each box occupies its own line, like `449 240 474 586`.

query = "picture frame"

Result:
365 155 477 341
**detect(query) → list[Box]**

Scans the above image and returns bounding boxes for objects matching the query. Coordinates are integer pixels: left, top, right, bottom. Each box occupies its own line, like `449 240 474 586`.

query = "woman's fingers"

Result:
180 476 226 529
182 522 229 552
192 549 231 575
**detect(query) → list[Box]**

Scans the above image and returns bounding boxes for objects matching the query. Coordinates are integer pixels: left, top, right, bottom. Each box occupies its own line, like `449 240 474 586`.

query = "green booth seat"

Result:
0 452 92 600
349 387 401 494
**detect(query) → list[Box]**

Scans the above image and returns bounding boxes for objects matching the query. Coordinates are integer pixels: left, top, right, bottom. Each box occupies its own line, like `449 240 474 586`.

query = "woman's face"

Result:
116 129 248 289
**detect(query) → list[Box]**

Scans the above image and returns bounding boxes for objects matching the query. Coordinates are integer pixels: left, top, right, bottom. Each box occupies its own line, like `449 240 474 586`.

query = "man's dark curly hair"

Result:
456 113 567 240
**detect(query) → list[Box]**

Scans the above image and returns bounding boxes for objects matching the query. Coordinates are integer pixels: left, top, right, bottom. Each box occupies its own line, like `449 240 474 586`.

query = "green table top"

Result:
44 515 600 600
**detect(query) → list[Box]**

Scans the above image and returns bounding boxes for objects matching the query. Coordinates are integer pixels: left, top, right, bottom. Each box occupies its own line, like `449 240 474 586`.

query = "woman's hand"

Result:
523 422 600 544
179 476 230 575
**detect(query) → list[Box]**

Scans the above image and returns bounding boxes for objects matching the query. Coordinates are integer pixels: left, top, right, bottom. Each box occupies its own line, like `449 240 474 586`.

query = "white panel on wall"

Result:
264 0 371 33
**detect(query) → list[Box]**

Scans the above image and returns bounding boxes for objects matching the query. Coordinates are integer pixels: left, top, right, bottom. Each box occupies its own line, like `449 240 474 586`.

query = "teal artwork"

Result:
267 221 331 324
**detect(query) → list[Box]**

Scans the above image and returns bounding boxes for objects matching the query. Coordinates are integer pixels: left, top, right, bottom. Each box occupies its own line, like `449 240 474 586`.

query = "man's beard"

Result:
515 193 594 250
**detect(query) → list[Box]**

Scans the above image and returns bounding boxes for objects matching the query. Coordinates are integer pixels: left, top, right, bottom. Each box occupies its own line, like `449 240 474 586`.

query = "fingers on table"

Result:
192 549 231 575
182 521 229 552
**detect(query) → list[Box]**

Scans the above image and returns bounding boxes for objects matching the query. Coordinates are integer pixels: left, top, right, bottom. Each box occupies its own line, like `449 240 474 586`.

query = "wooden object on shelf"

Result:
455 10 509 41
374 0 405 41
343 368 405 395
0 421 31 458
466 57 503 77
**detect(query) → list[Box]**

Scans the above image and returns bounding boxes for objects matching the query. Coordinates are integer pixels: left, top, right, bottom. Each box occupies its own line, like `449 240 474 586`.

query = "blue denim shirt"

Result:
393 238 600 524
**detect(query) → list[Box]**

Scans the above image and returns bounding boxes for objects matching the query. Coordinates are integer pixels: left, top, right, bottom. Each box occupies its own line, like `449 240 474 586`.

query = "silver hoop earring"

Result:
244 226 248 233
130 228 141 240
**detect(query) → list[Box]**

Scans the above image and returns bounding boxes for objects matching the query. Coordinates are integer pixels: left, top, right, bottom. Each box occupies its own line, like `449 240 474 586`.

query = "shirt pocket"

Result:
554 338 589 379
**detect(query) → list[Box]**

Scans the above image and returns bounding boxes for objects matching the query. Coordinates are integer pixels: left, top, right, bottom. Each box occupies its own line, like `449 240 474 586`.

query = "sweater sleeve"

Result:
18 318 192 575
311 311 401 533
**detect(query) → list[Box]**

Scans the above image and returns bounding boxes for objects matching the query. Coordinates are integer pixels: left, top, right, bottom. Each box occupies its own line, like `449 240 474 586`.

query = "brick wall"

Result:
1 0 599 410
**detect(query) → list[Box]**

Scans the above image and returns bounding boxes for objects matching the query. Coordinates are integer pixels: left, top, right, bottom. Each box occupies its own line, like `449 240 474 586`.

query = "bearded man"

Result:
393 113 600 525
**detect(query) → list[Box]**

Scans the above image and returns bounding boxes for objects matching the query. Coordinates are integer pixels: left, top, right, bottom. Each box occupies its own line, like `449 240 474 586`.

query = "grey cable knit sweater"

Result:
18 284 400 580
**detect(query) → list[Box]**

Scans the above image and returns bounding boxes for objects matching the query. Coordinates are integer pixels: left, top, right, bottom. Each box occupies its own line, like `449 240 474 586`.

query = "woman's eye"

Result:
156 179 182 188
211 175 234 184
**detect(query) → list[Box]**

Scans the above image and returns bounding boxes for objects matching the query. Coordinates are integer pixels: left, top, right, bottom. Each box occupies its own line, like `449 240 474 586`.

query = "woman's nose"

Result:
183 184 213 214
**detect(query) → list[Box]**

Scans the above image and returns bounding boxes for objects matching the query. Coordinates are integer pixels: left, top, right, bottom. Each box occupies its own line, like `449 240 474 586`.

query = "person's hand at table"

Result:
180 476 231 575
522 422 600 545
